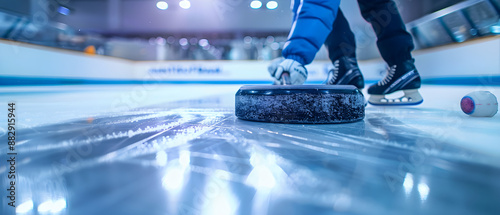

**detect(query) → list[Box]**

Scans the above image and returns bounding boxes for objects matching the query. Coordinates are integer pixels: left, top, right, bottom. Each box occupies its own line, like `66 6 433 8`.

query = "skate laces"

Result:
327 60 340 84
378 65 397 86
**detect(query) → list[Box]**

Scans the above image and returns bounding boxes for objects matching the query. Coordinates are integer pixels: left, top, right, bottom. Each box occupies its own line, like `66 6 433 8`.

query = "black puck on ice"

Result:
235 85 365 124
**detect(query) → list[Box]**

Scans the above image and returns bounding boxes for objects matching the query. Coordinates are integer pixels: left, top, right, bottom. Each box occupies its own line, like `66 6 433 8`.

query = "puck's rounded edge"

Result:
235 85 365 124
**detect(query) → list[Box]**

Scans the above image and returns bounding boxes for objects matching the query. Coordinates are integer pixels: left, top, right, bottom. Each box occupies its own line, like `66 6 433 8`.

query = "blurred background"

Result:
1 0 499 61
1 2 500 215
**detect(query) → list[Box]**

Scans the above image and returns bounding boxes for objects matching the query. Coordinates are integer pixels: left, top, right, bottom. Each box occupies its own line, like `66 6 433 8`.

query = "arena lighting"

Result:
198 39 209 47
250 0 262 9
266 1 278 10
179 38 189 46
156 1 168 10
179 0 191 9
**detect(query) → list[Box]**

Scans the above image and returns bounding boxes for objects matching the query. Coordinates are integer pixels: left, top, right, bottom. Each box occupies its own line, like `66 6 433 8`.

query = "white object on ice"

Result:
460 91 498 117
368 89 424 106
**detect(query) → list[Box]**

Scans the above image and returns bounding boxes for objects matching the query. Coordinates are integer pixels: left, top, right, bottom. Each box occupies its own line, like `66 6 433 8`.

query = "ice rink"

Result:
1 83 499 215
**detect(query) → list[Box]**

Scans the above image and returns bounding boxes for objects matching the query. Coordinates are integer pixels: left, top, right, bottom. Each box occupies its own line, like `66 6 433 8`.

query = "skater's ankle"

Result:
391 59 419 76
387 56 414 67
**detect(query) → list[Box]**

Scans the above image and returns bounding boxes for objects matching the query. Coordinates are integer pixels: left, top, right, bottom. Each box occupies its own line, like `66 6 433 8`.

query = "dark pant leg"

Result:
324 9 357 62
357 0 414 65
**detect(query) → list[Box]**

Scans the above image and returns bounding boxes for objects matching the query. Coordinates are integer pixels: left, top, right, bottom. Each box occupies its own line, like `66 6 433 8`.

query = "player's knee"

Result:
358 0 398 22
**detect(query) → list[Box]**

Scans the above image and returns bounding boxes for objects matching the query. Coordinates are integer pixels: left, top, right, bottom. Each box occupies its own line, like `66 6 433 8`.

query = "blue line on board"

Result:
0 76 273 86
421 76 500 86
1 76 500 86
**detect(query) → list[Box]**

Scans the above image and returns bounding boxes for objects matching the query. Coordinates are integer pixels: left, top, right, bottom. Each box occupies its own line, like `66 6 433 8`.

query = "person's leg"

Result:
357 0 423 105
325 9 357 61
357 0 414 65
324 9 364 88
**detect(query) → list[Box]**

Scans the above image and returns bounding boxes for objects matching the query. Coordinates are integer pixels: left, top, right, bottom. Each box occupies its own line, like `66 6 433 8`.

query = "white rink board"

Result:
1 37 499 83
133 60 331 82
0 40 134 80
413 36 500 78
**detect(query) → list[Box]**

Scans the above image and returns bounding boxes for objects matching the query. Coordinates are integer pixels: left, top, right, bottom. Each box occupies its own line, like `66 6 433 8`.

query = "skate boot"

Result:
368 59 423 105
325 56 364 89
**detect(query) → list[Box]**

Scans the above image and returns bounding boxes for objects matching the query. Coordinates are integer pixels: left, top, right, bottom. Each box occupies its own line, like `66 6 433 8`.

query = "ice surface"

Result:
1 84 500 215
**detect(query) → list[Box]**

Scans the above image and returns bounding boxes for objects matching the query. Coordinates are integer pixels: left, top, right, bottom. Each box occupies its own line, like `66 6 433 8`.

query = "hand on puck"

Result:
268 59 308 85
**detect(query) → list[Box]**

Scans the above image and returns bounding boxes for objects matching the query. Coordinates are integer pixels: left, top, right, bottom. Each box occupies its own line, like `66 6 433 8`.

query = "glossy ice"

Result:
1 84 499 215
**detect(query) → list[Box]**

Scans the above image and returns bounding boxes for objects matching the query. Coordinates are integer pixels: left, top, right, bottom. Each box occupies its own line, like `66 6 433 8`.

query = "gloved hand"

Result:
267 57 284 85
268 58 308 85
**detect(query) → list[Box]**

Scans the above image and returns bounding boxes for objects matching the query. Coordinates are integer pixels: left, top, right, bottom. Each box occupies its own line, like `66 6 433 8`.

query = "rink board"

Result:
1 37 500 85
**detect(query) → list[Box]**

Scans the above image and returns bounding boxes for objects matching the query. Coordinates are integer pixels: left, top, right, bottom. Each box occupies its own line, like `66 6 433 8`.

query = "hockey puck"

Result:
235 85 365 124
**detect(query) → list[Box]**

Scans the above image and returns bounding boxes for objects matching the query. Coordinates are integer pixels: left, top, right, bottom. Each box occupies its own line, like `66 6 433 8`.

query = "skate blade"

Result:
368 89 423 106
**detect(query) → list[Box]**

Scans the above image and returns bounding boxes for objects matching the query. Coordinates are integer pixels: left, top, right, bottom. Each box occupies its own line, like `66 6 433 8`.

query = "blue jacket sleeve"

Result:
282 0 341 65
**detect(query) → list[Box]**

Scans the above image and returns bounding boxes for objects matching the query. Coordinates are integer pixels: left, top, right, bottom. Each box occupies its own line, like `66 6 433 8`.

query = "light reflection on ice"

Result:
281 133 309 141
418 182 430 202
200 175 239 215
155 151 168 166
18 110 227 155
203 193 237 215
403 173 414 196
333 193 352 212
162 151 193 192
37 198 66 214
246 149 287 191
104 109 200 125
22 118 191 153
162 164 187 191
16 200 34 214
266 130 278 134
179 150 191 168
288 140 339 156
246 165 276 189
86 111 226 166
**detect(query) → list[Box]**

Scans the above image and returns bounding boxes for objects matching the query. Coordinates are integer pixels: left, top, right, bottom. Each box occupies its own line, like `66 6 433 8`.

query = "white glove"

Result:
268 58 308 85
268 57 285 76
268 58 284 85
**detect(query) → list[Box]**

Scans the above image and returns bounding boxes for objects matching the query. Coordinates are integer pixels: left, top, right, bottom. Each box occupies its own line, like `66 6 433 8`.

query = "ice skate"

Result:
368 59 423 105
325 56 364 89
